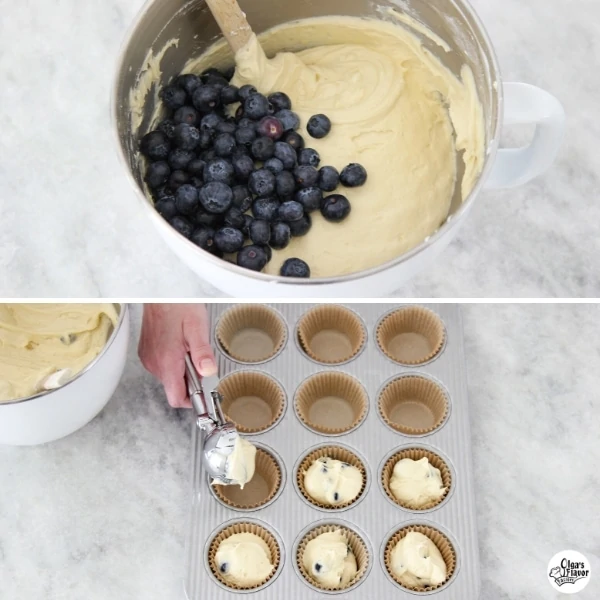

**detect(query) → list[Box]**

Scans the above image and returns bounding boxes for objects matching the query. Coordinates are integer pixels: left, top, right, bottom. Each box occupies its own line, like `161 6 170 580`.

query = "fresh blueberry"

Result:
152 185 172 201
191 226 216 252
140 131 170 160
294 165 319 188
314 563 322 573
169 216 193 239
273 142 297 169
201 67 226 82
306 113 331 138
154 198 177 220
145 161 170 188
241 214 254 235
270 222 291 249
235 126 256 147
175 183 199 215
232 185 252 212
282 130 304 150
318 166 339 192
280 257 310 277
252 196 280 221
249 218 271 245
275 170 296 198
321 193 351 222
232 146 250 162
298 148 320 167
278 200 304 222
220 84 239 105
200 112 222 133
261 244 272 262
333 492 339 501
224 207 245 229
268 91 292 112
295 186 322 212
340 163 367 187
248 168 276 197
244 93 270 120
173 123 200 150
203 158 234 185
256 116 283 140
251 137 275 160
187 158 206 177
238 84 257 101
216 120 237 135
168 169 190 190
195 210 223 228
214 133 236 157
223 66 235 81
237 245 268 271
214 227 244 253
219 562 229 574
198 130 213 150
168 148 195 171
199 182 233 214
275 109 300 131
264 158 284 174
175 74 202 96
192 85 221 113
157 119 175 139
288 214 311 236
201 148 217 162
160 84 187 109
232 154 254 182
237 117 255 130
173 106 199 126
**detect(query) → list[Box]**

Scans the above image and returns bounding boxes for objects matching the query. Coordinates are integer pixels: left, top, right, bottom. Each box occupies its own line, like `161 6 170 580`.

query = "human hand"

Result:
138 303 217 408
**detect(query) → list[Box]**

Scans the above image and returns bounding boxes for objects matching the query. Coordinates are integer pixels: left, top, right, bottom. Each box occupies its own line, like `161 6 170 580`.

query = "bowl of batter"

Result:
113 0 564 297
0 304 130 446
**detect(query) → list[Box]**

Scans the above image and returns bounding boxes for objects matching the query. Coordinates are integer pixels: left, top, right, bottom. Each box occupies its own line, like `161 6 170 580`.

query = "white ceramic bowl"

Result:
0 304 130 446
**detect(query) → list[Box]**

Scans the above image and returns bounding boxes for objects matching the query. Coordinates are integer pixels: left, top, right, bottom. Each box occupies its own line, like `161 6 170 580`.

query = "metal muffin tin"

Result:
184 303 480 599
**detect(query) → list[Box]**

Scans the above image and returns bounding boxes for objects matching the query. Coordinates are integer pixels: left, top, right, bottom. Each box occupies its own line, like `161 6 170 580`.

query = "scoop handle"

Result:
184 354 214 429
204 0 253 54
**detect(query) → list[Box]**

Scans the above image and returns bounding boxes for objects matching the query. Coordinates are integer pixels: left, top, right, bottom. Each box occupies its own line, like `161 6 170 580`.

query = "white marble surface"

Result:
1 303 599 599
1 0 599 298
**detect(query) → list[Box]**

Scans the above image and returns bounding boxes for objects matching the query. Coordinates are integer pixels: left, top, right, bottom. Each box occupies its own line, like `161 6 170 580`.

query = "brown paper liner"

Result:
297 524 369 591
295 372 368 434
381 448 451 510
297 306 366 365
208 522 281 590
214 448 282 510
216 305 286 363
384 525 456 592
376 307 445 365
296 446 367 510
378 376 448 435
217 371 285 433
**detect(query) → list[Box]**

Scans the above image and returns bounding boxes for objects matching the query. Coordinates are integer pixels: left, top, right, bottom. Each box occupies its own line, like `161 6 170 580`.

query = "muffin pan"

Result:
185 304 480 598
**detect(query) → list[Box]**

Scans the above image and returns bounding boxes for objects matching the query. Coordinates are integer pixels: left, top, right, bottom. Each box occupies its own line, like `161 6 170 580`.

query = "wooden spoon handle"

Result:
205 0 254 54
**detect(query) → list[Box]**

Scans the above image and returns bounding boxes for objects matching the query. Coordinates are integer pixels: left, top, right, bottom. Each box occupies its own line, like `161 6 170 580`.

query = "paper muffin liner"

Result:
297 305 366 365
216 305 286 363
208 521 281 590
384 524 456 592
381 448 451 510
296 445 367 510
213 447 282 510
295 372 368 435
378 376 449 435
376 307 445 365
217 371 285 433
297 524 370 592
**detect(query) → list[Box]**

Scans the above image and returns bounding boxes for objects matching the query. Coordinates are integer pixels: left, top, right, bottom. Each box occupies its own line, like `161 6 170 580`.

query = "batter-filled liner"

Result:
376 307 445 365
297 306 366 364
378 376 448 435
217 371 285 433
216 305 286 363
383 524 456 592
295 372 368 434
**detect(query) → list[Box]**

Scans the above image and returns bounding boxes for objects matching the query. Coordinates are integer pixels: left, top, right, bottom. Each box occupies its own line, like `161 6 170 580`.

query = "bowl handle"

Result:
484 82 565 190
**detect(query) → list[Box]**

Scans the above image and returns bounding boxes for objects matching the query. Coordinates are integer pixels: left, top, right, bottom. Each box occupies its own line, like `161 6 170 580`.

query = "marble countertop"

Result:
1 0 599 298
1 303 599 599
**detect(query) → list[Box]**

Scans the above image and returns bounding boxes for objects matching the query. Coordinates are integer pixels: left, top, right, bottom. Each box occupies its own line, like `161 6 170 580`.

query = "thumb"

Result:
185 307 218 377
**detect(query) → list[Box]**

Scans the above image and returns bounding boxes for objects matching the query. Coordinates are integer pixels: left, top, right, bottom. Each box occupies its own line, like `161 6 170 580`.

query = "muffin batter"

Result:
304 457 362 505
222 436 257 488
214 532 274 586
303 530 357 588
0 304 118 402
390 531 447 588
390 457 446 507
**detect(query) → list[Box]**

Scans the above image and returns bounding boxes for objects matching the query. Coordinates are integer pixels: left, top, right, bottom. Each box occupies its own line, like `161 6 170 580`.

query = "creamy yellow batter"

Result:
390 457 446 508
390 531 447 588
304 457 362 505
224 436 257 488
303 530 357 588
0 304 118 402
214 532 274 586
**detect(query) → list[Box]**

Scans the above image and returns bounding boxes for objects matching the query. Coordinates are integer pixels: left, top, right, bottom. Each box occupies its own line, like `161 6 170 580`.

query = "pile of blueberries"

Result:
139 67 367 278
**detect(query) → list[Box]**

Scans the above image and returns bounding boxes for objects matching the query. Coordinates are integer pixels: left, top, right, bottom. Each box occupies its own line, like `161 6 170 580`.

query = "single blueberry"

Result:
216 120 237 135
232 154 255 182
199 181 233 214
237 117 255 130
201 67 225 82
198 130 213 150
169 216 193 239
214 227 244 253
157 119 175 139
175 74 202 96
294 165 319 188
333 492 339 502
195 210 223 228
190 226 216 252
282 130 304 150
273 142 297 169
270 221 291 249
248 168 276 197
295 187 322 212
187 158 206 177
306 113 331 139
251 136 275 161
252 196 280 222
220 84 239 105
275 170 296 198
160 84 187 109
238 84 257 102
235 126 257 147
219 562 228 574
241 214 254 236
244 93 270 120
264 158 284 174
275 109 300 131
278 200 304 222
249 219 271 245
256 116 283 140
224 207 245 230
318 166 339 192
154 199 177 221
223 66 235 81
168 148 195 171
288 214 311 237
261 244 272 262
298 148 320 168
199 112 222 133
145 161 170 188
280 257 310 278
173 123 200 151
232 185 253 212
175 184 199 215
314 563 322 573
268 91 292 112
192 85 221 113
214 133 236 157
340 163 367 187
168 169 190 190
203 158 234 185
321 193 351 222
140 131 170 160
173 105 199 126
237 245 268 271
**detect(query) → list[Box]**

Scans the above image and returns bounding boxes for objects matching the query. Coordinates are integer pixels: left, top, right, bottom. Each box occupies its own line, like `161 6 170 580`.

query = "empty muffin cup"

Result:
207 521 282 591
381 447 452 510
213 447 283 510
295 372 368 435
216 305 286 363
297 305 366 364
378 375 449 435
217 371 285 433
383 524 456 592
296 445 367 510
296 523 370 592
376 306 445 365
